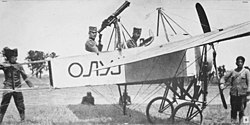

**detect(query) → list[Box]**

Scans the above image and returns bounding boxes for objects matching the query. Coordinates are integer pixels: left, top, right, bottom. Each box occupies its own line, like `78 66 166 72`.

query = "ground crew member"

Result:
119 91 131 105
220 56 250 124
81 92 95 105
0 47 34 123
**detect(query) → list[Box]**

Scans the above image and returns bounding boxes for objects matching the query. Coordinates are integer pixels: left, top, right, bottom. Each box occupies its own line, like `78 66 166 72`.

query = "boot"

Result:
231 118 237 125
20 113 25 122
239 111 244 124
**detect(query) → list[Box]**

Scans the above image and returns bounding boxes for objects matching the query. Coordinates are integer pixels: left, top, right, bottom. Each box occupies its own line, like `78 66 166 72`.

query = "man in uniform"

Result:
119 91 131 106
126 27 142 48
81 92 95 105
220 56 250 124
0 47 34 123
85 26 102 54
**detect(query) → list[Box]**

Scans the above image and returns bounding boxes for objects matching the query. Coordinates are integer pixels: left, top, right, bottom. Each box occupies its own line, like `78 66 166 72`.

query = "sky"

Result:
0 0 250 71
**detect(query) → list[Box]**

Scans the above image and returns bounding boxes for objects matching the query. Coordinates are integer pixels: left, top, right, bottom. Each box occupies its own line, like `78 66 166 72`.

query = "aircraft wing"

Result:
97 21 250 70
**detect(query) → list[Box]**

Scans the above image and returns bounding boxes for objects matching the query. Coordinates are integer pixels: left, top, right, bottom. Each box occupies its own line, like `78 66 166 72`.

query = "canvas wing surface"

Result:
97 21 250 70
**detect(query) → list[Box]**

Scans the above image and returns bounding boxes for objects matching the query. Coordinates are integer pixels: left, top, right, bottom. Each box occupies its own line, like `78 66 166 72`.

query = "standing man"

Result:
81 92 95 105
119 91 131 106
220 56 250 124
0 47 34 123
126 27 142 48
85 26 103 54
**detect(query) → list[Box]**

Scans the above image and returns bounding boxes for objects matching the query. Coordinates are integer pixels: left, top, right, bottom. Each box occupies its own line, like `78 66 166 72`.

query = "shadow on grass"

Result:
67 104 236 125
67 104 151 124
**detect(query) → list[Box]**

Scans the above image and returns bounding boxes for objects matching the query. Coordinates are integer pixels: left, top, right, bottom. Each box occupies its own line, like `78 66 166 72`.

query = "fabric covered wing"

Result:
97 21 250 70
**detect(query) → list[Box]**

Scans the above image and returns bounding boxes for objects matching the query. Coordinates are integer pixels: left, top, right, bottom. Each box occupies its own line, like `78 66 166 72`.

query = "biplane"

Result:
1 1 250 124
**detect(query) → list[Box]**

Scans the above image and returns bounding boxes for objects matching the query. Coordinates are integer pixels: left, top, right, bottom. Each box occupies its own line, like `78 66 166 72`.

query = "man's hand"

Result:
247 94 250 102
0 63 11 67
247 89 250 96
139 38 145 46
220 83 225 90
25 80 34 88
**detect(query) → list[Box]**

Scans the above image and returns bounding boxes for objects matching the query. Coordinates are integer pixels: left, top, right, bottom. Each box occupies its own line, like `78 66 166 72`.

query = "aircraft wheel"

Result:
172 102 203 125
146 96 174 124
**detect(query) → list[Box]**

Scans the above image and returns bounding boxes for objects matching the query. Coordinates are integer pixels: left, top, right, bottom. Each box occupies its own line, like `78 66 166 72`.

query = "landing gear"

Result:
146 96 174 124
172 102 203 125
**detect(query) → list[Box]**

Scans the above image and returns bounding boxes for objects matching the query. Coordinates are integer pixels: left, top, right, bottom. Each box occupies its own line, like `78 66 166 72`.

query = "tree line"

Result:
25 50 59 78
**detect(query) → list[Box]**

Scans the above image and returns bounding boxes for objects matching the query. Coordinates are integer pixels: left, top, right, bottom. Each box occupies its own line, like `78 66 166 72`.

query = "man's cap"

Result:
133 27 142 34
87 92 92 95
236 56 245 63
123 91 128 95
89 26 97 33
2 47 18 58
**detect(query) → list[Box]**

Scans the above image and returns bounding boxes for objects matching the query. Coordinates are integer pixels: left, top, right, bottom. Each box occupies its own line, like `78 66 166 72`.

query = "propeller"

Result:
196 2 227 109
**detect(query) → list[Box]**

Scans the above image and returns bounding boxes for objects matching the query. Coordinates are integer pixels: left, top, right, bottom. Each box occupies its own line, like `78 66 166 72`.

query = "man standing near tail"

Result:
0 47 34 123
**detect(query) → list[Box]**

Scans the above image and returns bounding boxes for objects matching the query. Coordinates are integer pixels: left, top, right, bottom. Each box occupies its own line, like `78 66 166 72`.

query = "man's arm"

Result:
97 34 103 52
127 96 131 104
220 70 232 88
81 97 86 104
91 97 95 105
0 63 3 70
85 40 100 54
0 63 11 69
245 69 250 103
126 39 136 48
245 69 250 93
97 44 103 52
19 65 34 87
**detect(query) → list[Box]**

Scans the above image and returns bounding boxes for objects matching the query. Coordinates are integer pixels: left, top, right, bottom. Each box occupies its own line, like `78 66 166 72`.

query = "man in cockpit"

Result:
85 26 103 54
125 27 153 49
126 27 142 48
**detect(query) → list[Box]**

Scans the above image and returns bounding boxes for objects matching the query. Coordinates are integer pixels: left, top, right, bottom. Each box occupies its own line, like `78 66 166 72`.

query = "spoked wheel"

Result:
172 102 203 125
146 97 174 124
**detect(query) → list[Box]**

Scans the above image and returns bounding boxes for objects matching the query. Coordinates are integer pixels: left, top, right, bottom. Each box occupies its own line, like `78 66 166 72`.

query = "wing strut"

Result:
156 8 191 42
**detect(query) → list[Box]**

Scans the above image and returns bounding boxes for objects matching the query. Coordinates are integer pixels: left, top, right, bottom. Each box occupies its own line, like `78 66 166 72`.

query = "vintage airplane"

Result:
1 1 250 124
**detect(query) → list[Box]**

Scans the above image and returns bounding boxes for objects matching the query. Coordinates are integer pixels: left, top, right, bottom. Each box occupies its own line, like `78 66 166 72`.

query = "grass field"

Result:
0 75 249 124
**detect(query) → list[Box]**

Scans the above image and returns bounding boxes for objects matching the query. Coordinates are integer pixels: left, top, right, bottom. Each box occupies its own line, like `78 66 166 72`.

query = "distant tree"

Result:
49 52 58 58
25 50 59 78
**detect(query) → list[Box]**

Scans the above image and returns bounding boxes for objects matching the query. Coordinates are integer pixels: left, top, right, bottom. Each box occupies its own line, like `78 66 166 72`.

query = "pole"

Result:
123 85 127 115
202 45 208 107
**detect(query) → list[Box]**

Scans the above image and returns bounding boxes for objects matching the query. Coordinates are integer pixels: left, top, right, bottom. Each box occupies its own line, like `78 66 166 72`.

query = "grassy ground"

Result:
0 75 250 124
67 104 149 124
1 103 249 125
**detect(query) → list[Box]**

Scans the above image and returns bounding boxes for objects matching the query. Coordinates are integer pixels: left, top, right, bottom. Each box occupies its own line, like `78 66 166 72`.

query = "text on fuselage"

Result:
68 61 121 78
